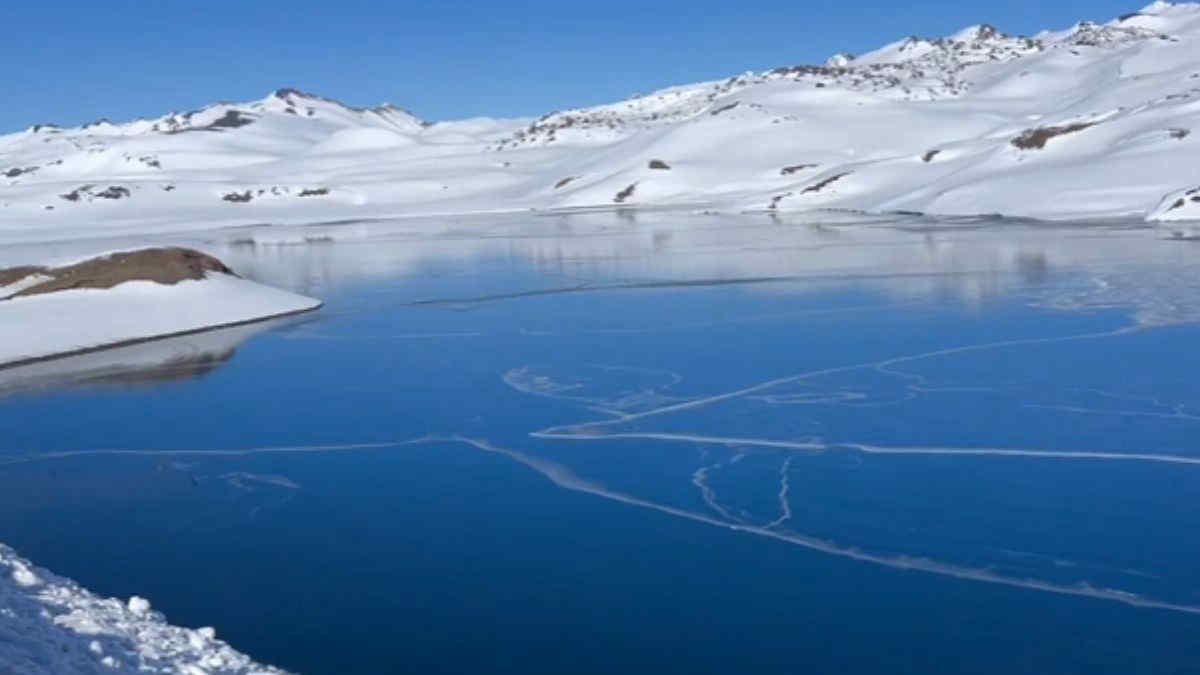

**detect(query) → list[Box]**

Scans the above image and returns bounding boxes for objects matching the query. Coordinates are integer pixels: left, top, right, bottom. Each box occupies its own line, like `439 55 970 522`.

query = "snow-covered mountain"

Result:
8 1 1200 238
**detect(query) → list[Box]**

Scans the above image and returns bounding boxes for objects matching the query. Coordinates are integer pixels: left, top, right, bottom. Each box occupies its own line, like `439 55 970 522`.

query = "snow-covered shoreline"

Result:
0 543 289 674
0 249 321 369
0 276 321 369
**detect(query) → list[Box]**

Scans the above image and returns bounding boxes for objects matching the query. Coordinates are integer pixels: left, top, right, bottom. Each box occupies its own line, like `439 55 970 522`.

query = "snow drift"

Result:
0 543 288 674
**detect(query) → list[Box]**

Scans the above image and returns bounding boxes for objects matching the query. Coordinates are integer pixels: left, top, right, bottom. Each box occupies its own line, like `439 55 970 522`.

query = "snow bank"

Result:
0 543 289 674
0 267 320 367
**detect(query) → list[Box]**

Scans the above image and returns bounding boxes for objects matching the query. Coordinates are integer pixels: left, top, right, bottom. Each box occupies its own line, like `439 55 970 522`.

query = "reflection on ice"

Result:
0 316 305 397
4 211 1196 327
203 212 1200 327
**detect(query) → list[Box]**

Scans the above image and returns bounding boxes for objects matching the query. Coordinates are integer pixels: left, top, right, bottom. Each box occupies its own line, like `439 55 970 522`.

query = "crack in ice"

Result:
691 461 744 522
419 436 1200 616
5 432 1198 615
763 456 794 529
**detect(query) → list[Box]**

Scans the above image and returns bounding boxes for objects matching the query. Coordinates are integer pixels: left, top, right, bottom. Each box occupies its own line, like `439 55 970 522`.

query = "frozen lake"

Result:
1 211 1199 674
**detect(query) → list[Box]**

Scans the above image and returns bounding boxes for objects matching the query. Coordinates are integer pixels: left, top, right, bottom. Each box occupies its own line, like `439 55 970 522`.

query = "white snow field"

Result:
7 3 1200 234
0 544 289 674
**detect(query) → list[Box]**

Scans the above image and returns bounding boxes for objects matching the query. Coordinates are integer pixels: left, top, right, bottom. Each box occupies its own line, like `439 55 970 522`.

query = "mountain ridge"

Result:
11 5 1189 140
6 1 1200 233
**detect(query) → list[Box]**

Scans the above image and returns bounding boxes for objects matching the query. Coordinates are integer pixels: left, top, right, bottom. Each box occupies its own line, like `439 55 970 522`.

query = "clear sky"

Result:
3 0 1147 132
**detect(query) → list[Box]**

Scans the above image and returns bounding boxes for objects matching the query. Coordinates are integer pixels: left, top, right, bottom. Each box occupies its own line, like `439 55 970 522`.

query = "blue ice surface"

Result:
1 217 1198 674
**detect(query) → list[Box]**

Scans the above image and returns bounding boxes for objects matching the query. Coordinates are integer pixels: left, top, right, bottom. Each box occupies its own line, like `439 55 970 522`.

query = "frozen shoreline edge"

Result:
0 248 324 369
0 302 321 372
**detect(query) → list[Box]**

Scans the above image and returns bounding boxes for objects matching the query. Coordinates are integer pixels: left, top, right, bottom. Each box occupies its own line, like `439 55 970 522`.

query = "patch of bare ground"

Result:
1011 122 1096 149
802 172 852 193
60 185 131 202
780 164 818 175
1165 187 1200 212
0 266 42 288
0 248 234 300
95 186 131 199
710 102 740 116
222 186 331 201
614 183 637 203
554 176 577 189
922 149 941 162
648 159 671 170
164 110 258 134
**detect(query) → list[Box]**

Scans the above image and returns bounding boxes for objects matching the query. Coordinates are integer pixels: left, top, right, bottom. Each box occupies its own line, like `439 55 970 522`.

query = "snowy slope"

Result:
0 543 288 674
0 269 320 367
7 3 1200 235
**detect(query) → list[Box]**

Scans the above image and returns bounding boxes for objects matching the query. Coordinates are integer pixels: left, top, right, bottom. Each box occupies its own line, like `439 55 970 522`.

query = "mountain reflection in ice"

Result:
0 317 305 397
203 211 1200 327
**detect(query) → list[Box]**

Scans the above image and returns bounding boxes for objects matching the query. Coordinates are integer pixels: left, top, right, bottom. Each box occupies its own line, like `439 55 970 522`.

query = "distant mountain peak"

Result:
272 87 307 99
949 23 1006 42
8 88 428 139
4 3 1200 229
824 53 855 68
270 87 343 105
263 88 425 124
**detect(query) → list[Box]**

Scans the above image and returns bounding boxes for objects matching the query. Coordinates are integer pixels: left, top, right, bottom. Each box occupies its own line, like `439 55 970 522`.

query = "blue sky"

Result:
3 0 1145 132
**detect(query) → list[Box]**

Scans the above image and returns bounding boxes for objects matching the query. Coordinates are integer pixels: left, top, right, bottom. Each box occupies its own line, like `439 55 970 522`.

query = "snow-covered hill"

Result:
8 1 1200 238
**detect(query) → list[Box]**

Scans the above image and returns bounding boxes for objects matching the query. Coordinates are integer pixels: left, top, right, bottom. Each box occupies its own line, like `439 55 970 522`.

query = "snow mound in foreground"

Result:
0 543 289 674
